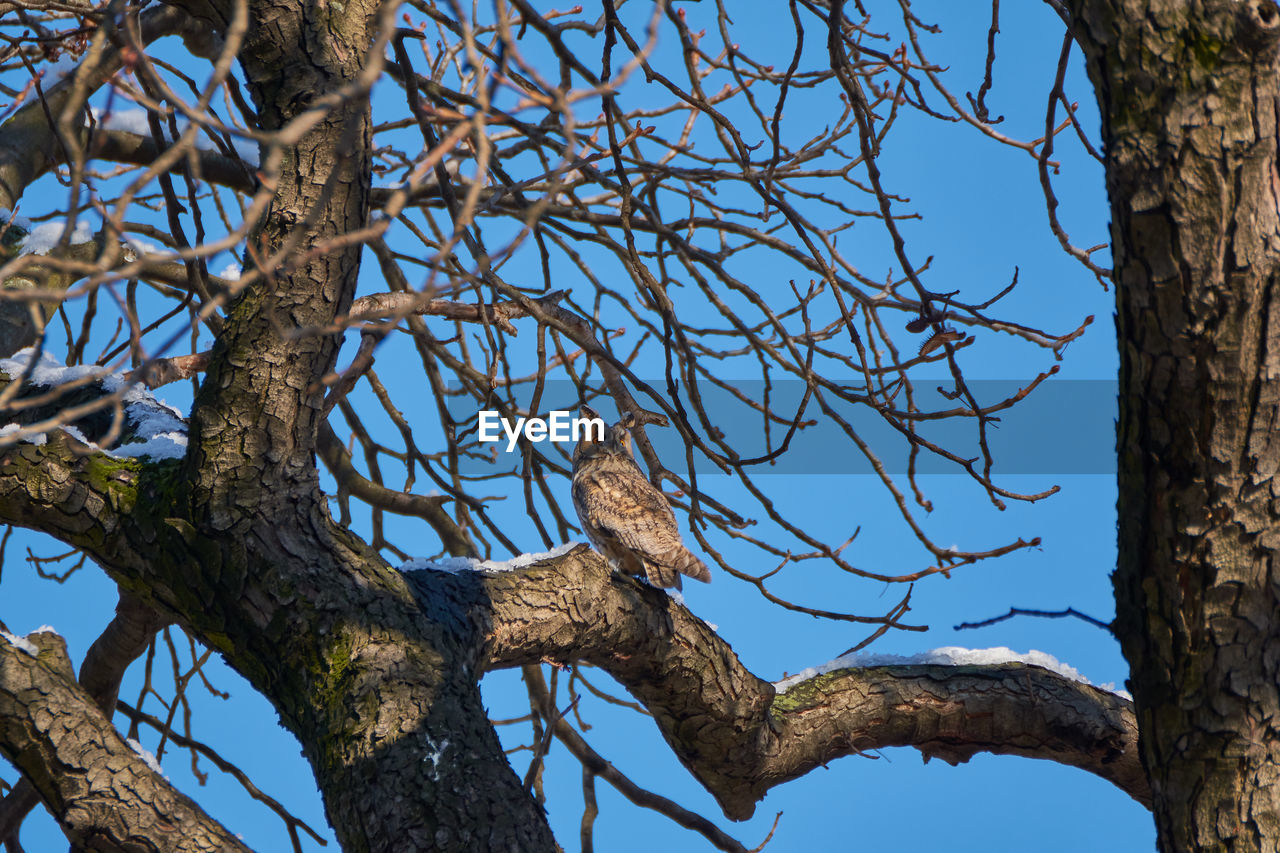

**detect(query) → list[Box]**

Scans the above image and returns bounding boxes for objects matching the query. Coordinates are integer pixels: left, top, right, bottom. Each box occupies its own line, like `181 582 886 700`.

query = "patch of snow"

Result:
1100 683 1133 701
773 645 1131 700
126 738 167 777
111 380 188 435
0 423 48 446
422 735 450 781
31 625 59 636
401 542 579 575
668 590 685 606
19 220 95 256
0 348 188 459
92 108 260 166
0 630 38 656
60 424 99 450
124 235 161 258
95 108 152 136
111 432 188 461
0 347 104 387
41 54 82 87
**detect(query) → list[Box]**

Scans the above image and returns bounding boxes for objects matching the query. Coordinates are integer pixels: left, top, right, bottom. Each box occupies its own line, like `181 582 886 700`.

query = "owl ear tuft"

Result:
576 404 604 458
576 404 605 452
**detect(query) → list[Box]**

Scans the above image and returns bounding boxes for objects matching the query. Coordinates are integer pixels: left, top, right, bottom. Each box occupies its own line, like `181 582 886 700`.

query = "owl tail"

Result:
645 545 711 589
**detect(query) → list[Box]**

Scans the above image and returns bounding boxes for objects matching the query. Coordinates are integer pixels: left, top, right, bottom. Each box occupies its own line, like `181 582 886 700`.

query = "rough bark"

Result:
0 628 248 852
1070 1 1280 850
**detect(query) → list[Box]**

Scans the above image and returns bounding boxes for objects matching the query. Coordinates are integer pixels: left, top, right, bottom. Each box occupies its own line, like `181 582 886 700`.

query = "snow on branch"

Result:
91 108 261 167
401 542 580 575
775 645 1131 699
17 220 94 256
0 347 188 459
0 630 37 656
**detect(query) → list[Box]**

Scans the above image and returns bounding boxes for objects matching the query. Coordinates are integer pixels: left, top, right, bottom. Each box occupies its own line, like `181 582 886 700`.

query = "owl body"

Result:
571 411 710 589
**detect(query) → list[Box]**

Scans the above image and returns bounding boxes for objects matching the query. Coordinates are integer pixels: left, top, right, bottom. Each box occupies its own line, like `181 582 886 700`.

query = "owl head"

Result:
573 405 634 465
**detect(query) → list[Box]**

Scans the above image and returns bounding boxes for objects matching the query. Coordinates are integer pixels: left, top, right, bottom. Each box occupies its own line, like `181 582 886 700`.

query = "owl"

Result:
571 406 711 589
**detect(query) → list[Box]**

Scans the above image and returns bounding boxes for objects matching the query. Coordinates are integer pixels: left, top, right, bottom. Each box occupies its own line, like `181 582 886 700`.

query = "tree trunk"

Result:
1071 1 1280 849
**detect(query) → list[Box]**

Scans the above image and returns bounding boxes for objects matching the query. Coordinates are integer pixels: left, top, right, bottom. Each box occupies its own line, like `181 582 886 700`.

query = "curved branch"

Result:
475 547 1150 820
86 129 258 193
0 628 248 851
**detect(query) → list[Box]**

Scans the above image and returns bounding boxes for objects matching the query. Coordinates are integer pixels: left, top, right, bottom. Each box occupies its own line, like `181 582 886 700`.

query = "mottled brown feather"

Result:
571 413 710 589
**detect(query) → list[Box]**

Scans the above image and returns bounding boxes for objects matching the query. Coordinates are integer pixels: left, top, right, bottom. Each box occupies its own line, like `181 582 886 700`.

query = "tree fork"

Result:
144 1 562 849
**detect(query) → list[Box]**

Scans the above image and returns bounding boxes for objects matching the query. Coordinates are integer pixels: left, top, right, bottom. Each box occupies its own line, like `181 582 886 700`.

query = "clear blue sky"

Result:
0 2 1154 850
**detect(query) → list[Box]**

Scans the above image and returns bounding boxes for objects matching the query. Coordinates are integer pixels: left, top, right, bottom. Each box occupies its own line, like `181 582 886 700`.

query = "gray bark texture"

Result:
1070 0 1280 850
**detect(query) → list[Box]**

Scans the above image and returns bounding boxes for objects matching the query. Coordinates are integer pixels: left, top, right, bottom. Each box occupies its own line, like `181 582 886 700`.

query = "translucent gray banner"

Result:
446 379 1117 475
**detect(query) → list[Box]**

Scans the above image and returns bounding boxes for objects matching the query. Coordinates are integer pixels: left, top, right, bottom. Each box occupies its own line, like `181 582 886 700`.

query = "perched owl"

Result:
571 407 711 589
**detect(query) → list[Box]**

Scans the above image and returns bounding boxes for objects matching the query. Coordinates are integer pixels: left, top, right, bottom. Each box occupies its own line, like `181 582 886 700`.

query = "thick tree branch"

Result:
0 431 136 556
86 129 258 193
473 546 1150 820
0 628 248 851
0 591 168 845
